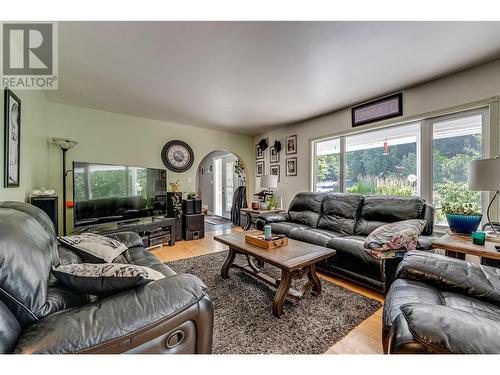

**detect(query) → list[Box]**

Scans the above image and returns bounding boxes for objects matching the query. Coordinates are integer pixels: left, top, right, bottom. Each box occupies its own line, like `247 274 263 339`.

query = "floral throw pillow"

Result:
364 219 426 259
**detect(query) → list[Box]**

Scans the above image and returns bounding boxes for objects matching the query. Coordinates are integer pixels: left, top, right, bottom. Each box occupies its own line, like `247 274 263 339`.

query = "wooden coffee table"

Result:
214 231 336 317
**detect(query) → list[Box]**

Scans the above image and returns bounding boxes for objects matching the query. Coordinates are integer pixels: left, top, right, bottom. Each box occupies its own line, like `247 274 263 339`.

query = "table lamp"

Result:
469 156 500 236
260 174 278 195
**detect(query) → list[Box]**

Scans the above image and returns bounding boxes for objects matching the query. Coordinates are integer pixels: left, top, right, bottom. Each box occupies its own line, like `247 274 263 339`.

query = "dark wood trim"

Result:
351 92 403 127
4 88 21 188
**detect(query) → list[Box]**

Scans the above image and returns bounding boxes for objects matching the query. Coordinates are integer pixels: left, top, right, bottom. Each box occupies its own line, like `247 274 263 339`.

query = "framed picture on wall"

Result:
4 88 21 188
256 144 264 160
270 164 280 182
256 161 264 177
270 146 279 163
286 157 297 176
285 135 297 155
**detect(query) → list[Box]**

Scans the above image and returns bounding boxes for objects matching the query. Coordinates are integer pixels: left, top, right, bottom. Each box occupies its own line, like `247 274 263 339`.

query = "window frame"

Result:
311 105 491 232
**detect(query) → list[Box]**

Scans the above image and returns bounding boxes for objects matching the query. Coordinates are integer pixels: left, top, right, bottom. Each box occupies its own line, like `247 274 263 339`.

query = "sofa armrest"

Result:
257 212 289 223
421 204 435 236
255 212 290 231
396 251 500 305
416 235 436 250
105 231 144 249
14 274 213 354
399 303 500 354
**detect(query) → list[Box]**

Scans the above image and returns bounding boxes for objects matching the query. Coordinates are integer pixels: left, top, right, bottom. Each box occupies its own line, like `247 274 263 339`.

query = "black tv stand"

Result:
74 216 176 249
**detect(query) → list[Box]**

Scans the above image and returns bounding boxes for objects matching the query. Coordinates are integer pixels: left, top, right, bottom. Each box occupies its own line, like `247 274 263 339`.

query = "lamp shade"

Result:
469 157 500 191
260 174 278 189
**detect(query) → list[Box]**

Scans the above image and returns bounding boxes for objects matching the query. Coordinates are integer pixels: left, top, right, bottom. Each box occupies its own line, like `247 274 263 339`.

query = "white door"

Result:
222 155 235 219
213 154 236 219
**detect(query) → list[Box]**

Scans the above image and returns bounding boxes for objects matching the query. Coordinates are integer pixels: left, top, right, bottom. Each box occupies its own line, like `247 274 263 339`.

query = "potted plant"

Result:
439 182 482 235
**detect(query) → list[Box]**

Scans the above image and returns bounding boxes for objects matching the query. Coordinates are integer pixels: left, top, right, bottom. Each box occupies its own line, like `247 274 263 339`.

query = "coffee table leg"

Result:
221 248 236 279
272 269 292 317
308 264 322 296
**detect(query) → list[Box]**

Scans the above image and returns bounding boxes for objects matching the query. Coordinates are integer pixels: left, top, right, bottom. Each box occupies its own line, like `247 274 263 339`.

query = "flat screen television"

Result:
73 161 168 227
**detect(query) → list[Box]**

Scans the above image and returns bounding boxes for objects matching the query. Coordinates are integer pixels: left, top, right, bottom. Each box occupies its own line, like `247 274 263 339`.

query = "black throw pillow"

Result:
52 263 165 296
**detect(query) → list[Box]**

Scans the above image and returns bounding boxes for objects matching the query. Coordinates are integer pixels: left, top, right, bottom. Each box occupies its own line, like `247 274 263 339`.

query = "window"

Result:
311 107 488 228
432 114 483 225
345 123 419 196
313 138 340 192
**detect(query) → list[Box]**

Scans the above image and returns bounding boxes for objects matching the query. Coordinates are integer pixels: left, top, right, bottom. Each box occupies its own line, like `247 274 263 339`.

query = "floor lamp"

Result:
49 137 78 236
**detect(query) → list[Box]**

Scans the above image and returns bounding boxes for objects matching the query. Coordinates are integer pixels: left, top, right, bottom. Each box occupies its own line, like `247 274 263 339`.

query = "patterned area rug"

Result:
204 215 233 225
167 251 381 354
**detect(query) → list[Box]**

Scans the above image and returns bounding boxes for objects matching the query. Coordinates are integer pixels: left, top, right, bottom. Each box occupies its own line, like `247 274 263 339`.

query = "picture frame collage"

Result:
255 134 297 181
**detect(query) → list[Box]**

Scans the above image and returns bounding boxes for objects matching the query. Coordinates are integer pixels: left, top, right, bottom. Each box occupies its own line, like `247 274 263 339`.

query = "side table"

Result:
432 233 500 267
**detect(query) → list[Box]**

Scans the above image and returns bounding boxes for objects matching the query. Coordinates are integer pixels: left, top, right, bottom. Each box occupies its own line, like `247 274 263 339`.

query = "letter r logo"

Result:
2 23 53 75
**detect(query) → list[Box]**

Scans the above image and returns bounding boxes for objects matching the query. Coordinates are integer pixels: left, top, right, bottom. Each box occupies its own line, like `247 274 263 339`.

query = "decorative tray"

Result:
245 233 288 249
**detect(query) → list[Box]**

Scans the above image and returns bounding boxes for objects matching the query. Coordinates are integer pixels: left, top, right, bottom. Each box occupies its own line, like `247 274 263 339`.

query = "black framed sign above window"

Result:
351 93 403 127
4 88 21 188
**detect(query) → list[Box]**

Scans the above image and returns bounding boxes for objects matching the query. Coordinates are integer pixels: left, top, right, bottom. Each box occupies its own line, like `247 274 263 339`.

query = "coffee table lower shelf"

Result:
221 248 322 317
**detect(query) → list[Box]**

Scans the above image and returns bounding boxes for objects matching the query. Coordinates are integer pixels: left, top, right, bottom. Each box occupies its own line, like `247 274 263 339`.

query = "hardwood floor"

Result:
151 225 384 354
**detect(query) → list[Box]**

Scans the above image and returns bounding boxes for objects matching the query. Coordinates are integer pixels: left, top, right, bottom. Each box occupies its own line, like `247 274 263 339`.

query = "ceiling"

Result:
47 21 500 135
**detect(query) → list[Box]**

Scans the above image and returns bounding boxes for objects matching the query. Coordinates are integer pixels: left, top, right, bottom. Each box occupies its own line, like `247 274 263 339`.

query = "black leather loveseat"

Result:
0 201 213 354
383 251 500 354
256 192 434 294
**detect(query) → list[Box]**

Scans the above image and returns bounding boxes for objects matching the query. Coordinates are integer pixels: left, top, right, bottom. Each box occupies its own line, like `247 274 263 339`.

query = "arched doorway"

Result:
196 150 249 222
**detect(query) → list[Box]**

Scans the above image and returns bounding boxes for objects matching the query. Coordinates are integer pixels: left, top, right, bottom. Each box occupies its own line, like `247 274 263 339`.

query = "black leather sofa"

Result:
0 201 213 354
383 250 500 354
256 192 435 294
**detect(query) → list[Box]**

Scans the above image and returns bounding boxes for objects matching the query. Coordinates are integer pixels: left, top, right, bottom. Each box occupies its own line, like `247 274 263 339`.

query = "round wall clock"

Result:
161 140 194 172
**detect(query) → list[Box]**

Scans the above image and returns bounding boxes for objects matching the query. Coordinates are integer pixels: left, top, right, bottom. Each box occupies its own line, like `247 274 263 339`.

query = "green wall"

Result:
0 87 51 202
48 103 254 233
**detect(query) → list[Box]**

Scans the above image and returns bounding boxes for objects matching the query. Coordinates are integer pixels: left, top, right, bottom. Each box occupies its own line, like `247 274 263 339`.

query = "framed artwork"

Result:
256 161 264 177
270 146 279 163
256 144 264 160
4 89 21 188
286 135 297 155
270 164 280 182
351 93 402 127
286 157 297 176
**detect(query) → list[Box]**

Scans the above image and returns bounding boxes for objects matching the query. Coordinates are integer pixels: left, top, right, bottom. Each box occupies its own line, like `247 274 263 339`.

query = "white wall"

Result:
48 103 254 233
255 59 500 209
0 88 51 202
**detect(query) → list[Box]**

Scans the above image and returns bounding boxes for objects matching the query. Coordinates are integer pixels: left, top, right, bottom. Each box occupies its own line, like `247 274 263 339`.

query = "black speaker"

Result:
193 198 202 214
31 196 58 231
182 214 204 240
182 199 194 215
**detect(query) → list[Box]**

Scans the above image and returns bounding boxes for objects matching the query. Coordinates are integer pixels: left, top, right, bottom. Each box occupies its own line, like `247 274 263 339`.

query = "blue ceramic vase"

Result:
445 213 482 235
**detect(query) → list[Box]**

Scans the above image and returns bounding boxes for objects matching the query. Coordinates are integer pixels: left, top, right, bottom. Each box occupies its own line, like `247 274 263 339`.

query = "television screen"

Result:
73 162 167 227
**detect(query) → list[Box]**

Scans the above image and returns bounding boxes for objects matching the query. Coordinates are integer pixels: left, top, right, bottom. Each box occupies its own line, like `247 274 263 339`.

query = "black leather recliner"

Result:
383 250 500 354
0 201 213 354
256 192 435 294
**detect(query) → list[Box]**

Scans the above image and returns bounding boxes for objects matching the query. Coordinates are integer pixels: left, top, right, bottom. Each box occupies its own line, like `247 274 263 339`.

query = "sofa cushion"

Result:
58 233 128 263
0 206 59 327
327 235 385 282
115 247 177 278
289 228 343 247
400 303 500 354
364 219 426 259
269 222 309 237
287 192 324 228
317 193 363 235
52 263 165 296
354 196 425 236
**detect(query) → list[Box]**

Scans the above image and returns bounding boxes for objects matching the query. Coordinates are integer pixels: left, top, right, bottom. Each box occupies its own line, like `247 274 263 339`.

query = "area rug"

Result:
204 215 233 225
166 251 381 354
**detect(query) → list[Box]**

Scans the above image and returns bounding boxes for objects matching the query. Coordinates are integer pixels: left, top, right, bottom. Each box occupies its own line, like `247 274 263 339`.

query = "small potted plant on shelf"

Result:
439 182 482 235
